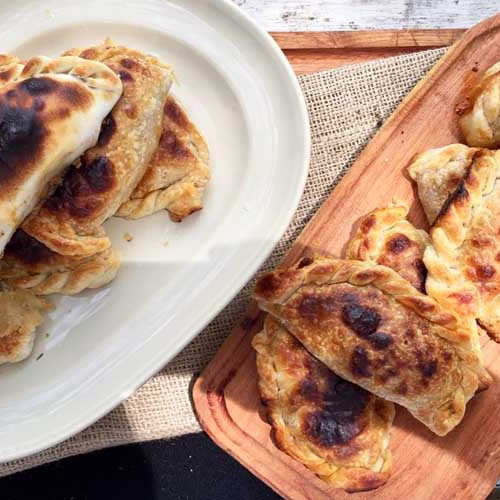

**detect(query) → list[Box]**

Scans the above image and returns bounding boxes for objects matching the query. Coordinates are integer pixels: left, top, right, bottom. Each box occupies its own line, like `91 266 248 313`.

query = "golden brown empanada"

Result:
0 287 52 364
253 315 394 491
408 144 478 224
117 95 210 221
0 54 122 255
253 257 488 436
0 230 119 295
425 149 500 342
347 205 429 292
459 62 500 148
22 41 174 257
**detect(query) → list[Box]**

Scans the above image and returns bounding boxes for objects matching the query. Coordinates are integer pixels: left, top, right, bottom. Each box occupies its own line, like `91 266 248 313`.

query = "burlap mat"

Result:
0 46 447 476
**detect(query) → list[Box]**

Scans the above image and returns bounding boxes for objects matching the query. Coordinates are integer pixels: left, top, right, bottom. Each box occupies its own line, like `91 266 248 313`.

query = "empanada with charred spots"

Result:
459 61 500 148
253 315 394 492
407 144 478 224
0 54 122 255
117 95 210 221
22 40 174 257
424 149 500 343
347 205 429 292
0 286 52 365
0 230 119 295
253 257 489 436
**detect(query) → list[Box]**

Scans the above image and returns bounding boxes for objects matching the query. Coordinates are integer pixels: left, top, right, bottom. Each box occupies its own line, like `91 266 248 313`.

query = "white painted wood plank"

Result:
234 0 499 31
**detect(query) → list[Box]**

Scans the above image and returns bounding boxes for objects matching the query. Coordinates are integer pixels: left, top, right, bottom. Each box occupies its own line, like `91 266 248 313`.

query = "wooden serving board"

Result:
193 19 500 500
271 29 464 73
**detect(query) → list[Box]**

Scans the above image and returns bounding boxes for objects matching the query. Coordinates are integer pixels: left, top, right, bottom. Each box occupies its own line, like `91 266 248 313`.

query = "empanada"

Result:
0 54 122 255
0 287 52 364
347 205 429 292
117 95 210 221
408 144 478 224
459 61 500 148
253 257 487 436
425 149 500 342
0 230 119 295
23 41 174 256
253 315 394 491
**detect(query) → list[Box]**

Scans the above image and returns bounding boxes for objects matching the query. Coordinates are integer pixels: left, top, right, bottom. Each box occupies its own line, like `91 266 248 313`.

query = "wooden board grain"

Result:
271 29 465 73
193 20 500 500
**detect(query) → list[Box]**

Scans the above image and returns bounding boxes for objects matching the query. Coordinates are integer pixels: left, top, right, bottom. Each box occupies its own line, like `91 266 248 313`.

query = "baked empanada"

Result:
408 144 478 224
0 230 119 295
0 54 122 255
117 95 210 221
0 287 52 364
23 41 174 256
253 257 487 436
253 315 394 491
347 205 429 292
459 62 500 148
425 149 500 342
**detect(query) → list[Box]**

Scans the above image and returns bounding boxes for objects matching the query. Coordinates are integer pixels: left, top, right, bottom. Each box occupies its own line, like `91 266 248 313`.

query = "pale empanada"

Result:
408 144 478 224
23 41 174 257
0 287 52 364
458 62 500 148
253 257 488 436
0 54 122 255
0 230 119 295
425 149 500 342
117 95 210 221
347 205 429 292
253 315 394 491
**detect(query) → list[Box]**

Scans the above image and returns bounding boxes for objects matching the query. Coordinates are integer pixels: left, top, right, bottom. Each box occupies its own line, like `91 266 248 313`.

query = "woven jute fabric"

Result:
0 47 447 476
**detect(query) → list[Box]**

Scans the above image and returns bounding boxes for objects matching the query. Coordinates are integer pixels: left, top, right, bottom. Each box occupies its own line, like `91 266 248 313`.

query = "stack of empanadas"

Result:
0 40 210 365
251 61 500 491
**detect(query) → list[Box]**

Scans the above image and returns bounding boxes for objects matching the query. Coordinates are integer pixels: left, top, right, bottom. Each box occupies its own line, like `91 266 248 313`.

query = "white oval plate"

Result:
0 0 309 461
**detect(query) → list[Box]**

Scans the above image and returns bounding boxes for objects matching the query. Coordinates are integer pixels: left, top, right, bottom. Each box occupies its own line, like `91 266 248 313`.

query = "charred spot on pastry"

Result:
421 360 437 378
436 180 469 221
118 70 133 82
476 264 496 281
414 259 427 292
386 234 411 254
60 84 90 106
32 98 45 112
350 346 371 377
4 229 55 264
304 410 361 447
297 256 313 269
0 68 15 82
299 379 319 401
302 377 369 447
298 293 338 320
120 58 136 69
20 77 55 96
164 98 188 128
84 156 115 193
360 214 376 232
159 130 190 159
396 381 408 395
369 331 393 349
0 104 45 185
342 302 380 337
255 273 281 298
45 157 114 218
97 114 116 146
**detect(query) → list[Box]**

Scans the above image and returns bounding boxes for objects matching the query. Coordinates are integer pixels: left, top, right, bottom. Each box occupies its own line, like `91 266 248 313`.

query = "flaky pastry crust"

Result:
253 256 488 436
253 316 394 491
425 149 500 343
347 205 429 292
